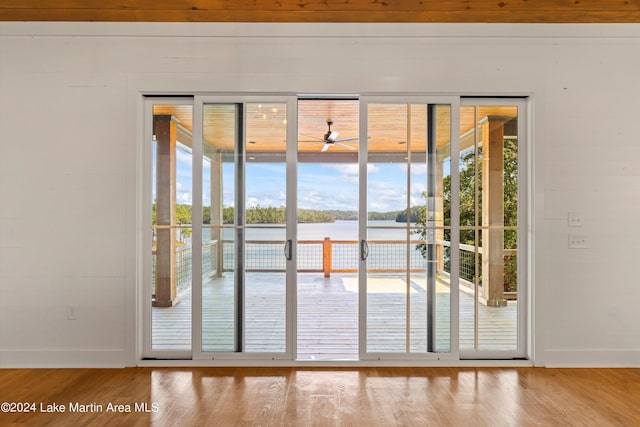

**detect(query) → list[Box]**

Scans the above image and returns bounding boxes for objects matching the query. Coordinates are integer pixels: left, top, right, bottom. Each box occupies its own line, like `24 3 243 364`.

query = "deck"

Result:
152 273 517 360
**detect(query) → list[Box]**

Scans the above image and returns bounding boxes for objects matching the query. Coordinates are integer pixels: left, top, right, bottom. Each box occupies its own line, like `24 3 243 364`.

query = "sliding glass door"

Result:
144 98 194 358
458 99 527 358
192 96 296 360
359 97 460 360
143 94 527 362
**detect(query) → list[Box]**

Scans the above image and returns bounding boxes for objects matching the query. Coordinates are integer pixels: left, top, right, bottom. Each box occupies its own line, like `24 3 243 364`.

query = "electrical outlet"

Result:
67 305 78 320
568 212 582 227
568 234 588 249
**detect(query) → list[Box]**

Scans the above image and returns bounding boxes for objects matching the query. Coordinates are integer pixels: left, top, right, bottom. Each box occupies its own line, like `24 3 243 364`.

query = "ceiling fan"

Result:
303 120 358 152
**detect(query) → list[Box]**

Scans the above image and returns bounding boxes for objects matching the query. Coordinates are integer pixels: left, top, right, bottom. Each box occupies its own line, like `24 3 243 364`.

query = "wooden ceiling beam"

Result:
2 0 640 23
3 0 640 12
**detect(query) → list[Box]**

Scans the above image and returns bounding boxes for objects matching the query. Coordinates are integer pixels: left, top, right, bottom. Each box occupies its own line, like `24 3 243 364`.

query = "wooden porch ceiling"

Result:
2 0 640 23
153 101 517 155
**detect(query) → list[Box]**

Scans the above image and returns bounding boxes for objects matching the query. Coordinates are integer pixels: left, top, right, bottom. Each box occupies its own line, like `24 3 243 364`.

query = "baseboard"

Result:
543 349 640 368
3 348 636 369
0 349 127 368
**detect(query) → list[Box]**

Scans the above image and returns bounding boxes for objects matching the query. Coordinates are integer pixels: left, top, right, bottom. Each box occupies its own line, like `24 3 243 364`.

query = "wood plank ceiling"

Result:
2 0 640 23
154 101 517 156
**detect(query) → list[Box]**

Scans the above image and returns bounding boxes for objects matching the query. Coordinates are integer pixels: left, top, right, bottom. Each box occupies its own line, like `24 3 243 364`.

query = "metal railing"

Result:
153 238 516 296
442 241 517 294
152 241 218 296
222 239 430 274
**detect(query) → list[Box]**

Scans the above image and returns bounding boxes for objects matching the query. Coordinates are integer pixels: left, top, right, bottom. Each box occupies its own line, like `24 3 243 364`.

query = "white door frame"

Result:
140 94 529 364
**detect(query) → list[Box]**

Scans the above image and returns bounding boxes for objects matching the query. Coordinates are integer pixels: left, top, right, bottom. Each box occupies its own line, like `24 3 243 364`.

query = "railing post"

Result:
153 115 177 307
323 237 332 278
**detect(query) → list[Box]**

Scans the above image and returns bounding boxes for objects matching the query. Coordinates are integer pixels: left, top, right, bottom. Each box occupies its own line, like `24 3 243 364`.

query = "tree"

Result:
395 208 420 223
151 202 193 243
414 137 519 291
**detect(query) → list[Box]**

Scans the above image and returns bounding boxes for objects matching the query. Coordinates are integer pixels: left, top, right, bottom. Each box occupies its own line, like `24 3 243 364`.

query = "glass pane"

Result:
366 103 409 353
504 229 518 295
460 105 519 351
504 134 519 228
244 102 287 353
458 232 480 350
151 104 193 352
202 102 289 354
407 104 429 352
430 105 451 353
202 104 239 352
296 98 359 361
459 106 479 229
409 105 451 353
366 227 409 353
366 103 452 355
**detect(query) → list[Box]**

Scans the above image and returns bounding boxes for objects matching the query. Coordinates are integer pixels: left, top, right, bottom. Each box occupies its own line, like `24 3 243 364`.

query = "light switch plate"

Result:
67 305 78 320
568 212 582 227
568 234 588 249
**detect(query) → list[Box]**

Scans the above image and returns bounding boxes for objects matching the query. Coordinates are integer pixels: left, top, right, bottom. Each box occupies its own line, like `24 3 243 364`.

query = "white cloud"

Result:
223 188 235 207
176 149 193 166
300 191 324 206
325 164 357 175
246 197 259 208
319 164 383 186
411 182 427 196
367 181 406 212
177 191 192 204
245 191 286 209
340 175 359 185
410 163 428 176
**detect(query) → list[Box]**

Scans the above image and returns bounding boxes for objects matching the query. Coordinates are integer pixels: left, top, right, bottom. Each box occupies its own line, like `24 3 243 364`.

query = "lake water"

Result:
203 220 428 272
212 220 418 241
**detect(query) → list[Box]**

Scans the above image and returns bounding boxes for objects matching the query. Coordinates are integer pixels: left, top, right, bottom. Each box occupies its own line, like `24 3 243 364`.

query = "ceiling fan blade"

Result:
334 136 359 143
327 131 339 142
335 142 356 150
321 143 331 152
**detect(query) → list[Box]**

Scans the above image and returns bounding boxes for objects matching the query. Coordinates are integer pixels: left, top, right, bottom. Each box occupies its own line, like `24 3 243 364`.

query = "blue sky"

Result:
156 144 450 213
222 161 449 213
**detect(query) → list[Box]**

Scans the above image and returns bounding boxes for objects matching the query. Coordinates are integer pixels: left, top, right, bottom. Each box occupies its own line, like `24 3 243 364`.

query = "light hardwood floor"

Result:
0 367 638 426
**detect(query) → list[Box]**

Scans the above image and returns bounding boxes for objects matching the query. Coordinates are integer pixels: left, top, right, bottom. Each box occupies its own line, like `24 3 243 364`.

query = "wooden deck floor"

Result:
152 273 517 359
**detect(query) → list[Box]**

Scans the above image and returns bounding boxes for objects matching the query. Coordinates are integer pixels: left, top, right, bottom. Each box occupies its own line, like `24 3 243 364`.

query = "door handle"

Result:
360 240 369 261
284 239 293 260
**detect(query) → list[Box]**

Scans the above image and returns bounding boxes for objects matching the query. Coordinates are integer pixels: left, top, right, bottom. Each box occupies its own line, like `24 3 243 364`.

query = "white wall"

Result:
1 23 639 367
